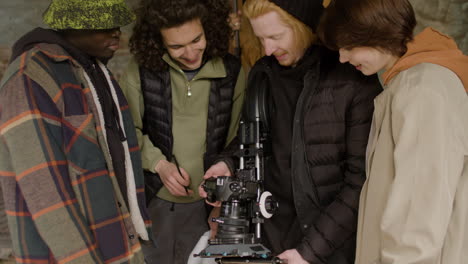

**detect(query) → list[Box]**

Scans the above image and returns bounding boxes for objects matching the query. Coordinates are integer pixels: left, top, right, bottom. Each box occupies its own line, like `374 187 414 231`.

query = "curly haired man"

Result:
119 0 246 263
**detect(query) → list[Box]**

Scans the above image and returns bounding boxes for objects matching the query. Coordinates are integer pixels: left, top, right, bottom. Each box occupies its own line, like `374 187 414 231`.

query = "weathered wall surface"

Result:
0 0 467 80
4 0 464 45
411 0 467 53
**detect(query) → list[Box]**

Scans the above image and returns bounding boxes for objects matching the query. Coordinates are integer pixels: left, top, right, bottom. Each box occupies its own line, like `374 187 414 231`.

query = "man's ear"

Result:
323 0 331 7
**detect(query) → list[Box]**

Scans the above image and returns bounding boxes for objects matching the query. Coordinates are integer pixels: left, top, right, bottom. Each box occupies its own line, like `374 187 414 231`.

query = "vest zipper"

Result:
186 78 200 97
179 68 200 97
186 82 192 97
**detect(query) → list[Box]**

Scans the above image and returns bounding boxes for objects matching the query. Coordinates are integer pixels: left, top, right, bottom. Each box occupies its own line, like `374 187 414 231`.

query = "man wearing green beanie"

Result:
0 0 152 263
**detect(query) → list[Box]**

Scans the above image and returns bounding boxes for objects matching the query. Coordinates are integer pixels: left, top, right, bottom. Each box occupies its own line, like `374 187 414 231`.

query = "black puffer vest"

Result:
139 54 241 171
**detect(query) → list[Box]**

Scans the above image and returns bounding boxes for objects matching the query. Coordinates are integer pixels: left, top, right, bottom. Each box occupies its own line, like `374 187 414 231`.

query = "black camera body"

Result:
204 174 258 203
195 75 283 263
197 118 279 263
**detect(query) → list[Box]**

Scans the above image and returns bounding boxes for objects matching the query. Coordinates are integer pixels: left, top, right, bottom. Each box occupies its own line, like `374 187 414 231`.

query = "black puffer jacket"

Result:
248 46 382 263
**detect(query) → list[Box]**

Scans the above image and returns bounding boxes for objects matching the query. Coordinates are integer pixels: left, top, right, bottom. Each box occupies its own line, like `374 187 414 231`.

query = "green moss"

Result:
43 0 135 30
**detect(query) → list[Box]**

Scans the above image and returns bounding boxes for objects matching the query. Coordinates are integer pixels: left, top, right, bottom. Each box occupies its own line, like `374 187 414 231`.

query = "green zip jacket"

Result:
120 54 246 203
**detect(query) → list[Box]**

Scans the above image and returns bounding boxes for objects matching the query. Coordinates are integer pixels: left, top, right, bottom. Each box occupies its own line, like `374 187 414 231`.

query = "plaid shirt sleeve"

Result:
0 61 106 263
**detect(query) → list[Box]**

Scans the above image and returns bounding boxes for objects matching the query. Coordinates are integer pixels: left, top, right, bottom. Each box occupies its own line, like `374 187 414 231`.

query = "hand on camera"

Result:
228 10 242 31
277 249 308 264
198 161 231 206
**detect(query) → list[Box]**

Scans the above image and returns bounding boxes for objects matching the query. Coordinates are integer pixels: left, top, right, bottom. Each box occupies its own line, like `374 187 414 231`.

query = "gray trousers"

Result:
142 197 209 264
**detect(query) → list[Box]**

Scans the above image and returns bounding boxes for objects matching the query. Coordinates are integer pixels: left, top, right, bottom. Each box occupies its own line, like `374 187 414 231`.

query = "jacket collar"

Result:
162 53 227 79
382 27 468 91
10 27 98 69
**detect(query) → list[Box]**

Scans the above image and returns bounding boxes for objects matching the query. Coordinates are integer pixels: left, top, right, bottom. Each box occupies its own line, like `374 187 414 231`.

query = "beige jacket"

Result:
355 63 468 264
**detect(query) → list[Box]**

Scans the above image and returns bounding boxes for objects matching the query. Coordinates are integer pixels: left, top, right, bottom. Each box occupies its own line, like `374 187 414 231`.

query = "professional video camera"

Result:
195 80 282 264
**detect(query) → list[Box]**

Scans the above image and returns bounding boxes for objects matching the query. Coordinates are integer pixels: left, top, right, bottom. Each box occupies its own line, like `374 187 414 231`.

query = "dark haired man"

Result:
201 0 382 263
120 0 246 263
0 0 151 263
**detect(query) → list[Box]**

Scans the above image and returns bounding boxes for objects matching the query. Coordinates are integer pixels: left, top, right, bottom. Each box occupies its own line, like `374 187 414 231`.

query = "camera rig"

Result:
195 77 281 264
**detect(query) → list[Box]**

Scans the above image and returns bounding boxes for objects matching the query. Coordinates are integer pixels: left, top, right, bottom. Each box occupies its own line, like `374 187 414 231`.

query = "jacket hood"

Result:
10 27 95 68
382 27 468 92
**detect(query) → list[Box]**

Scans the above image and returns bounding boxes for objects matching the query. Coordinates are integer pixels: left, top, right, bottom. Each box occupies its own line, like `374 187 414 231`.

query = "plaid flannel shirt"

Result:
0 43 151 264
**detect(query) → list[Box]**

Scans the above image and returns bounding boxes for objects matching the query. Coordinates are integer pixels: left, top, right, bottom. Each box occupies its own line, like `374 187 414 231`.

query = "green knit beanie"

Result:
43 0 136 30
